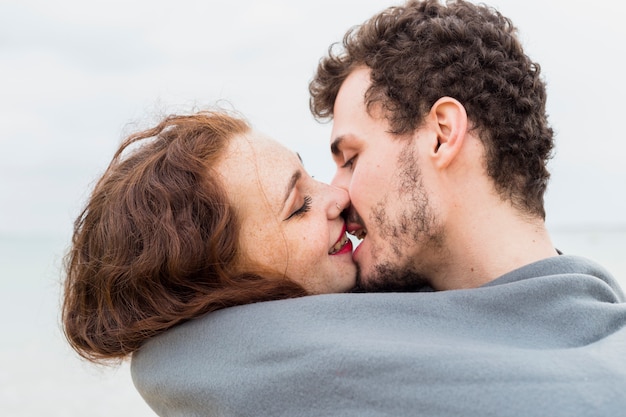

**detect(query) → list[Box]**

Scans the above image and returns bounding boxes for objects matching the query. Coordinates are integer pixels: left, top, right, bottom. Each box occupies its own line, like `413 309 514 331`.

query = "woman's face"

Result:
217 131 356 294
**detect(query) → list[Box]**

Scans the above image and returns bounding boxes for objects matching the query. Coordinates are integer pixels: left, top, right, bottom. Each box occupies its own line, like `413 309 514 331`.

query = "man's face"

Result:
330 67 444 291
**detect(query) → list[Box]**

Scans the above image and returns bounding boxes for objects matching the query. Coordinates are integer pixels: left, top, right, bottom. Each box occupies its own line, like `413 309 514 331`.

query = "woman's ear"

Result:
427 97 468 169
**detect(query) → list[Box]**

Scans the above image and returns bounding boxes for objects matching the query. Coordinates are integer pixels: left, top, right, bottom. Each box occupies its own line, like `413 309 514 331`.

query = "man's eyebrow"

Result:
283 170 302 209
330 135 345 157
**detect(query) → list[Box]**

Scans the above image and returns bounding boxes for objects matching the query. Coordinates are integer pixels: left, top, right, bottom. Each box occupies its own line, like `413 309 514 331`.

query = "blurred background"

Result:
1 0 625 415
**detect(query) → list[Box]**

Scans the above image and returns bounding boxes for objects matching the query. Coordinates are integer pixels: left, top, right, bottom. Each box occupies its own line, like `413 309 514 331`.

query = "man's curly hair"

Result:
310 0 554 218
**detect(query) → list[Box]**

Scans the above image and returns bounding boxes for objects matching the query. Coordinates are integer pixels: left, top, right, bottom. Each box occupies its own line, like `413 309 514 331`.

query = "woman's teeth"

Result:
349 228 367 240
329 233 350 255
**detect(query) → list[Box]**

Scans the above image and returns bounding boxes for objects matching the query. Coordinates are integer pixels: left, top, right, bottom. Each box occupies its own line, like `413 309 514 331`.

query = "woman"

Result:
62 109 355 363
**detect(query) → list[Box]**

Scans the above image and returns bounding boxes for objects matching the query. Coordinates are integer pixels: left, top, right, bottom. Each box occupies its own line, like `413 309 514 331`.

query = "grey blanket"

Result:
132 255 626 416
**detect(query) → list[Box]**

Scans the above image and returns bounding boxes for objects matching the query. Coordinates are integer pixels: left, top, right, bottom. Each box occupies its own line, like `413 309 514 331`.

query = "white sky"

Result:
1 0 626 237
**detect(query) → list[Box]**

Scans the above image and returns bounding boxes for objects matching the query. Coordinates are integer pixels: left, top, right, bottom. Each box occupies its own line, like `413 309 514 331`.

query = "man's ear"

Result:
427 97 468 169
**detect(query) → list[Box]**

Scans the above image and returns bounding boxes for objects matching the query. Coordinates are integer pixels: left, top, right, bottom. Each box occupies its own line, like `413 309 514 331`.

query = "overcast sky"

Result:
1 0 625 239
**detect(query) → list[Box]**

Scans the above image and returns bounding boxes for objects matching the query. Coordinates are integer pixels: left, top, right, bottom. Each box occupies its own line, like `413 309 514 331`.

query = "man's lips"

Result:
329 224 353 255
345 209 367 240
346 222 367 240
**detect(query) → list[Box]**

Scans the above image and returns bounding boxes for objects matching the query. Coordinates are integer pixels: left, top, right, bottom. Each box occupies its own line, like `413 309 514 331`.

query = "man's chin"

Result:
351 263 433 293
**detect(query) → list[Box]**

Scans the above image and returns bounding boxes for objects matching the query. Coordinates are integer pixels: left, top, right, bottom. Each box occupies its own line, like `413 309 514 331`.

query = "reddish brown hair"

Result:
62 110 307 363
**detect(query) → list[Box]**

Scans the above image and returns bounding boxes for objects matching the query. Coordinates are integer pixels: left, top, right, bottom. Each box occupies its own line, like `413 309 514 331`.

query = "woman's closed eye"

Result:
285 195 312 220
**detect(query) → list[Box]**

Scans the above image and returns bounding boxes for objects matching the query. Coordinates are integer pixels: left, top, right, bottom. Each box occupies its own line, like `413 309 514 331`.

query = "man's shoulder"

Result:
485 254 624 297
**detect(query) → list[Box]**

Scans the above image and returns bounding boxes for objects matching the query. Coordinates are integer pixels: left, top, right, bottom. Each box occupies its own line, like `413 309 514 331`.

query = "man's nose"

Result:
330 170 349 191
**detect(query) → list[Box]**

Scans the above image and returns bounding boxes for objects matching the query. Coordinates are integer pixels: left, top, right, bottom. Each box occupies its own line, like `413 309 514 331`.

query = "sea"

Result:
1 228 625 416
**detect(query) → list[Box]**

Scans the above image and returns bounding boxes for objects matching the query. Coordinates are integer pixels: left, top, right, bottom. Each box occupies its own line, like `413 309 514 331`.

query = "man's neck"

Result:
431 198 558 291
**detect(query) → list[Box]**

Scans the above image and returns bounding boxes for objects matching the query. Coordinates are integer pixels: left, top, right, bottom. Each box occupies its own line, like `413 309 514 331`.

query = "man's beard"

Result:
351 262 433 292
351 142 441 293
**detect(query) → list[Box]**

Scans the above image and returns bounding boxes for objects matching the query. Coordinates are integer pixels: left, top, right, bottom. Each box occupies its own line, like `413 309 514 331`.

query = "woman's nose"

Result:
327 185 350 217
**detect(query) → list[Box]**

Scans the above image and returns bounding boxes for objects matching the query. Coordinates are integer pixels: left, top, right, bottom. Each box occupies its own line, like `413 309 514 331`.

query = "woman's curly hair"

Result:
62 110 307 363
310 0 554 218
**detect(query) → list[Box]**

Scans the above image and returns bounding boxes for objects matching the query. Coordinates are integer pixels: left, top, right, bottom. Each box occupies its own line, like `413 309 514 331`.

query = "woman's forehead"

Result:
217 131 301 204
227 131 295 163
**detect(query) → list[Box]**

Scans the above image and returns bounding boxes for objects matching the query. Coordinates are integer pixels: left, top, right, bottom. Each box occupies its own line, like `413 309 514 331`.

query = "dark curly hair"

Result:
62 110 307 363
310 0 554 218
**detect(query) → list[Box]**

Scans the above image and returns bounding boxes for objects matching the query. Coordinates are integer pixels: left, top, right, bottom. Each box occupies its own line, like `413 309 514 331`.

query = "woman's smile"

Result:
329 224 352 255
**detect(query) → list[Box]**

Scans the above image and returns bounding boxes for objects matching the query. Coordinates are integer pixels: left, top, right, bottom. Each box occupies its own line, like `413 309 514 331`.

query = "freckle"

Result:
471 268 474 272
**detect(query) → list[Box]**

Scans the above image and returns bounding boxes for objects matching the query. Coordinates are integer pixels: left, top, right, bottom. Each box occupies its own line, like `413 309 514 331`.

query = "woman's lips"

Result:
329 224 353 255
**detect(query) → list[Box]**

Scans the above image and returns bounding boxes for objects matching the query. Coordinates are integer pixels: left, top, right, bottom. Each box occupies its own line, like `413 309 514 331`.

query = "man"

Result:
309 0 557 292
132 2 626 415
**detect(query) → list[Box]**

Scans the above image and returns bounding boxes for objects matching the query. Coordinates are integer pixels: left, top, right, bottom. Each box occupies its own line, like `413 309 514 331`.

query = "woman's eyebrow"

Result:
282 170 302 209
